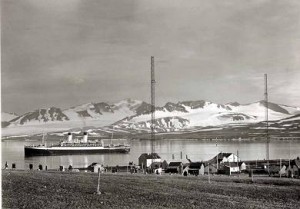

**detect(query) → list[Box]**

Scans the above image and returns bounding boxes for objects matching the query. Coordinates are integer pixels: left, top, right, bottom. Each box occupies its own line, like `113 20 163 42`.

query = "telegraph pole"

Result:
151 56 155 155
264 74 270 174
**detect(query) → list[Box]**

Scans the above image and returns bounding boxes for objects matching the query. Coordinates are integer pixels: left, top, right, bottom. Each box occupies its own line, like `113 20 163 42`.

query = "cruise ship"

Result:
24 132 130 156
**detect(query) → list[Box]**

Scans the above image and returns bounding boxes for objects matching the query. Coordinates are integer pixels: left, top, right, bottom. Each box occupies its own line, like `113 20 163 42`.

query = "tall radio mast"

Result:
151 56 155 154
264 74 270 171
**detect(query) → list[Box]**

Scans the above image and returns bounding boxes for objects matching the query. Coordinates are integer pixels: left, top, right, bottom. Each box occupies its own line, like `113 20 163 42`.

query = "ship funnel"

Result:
67 133 72 142
83 132 88 143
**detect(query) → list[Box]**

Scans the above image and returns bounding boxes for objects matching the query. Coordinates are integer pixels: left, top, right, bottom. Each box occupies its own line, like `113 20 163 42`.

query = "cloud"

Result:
65 76 85 85
2 0 300 113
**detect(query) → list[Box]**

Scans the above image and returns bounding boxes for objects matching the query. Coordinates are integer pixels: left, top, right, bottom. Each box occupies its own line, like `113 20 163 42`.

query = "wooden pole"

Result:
280 158 282 178
208 163 211 184
217 154 219 170
97 168 101 195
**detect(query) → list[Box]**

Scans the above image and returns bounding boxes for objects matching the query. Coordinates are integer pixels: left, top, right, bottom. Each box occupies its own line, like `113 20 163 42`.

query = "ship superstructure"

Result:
24 132 130 156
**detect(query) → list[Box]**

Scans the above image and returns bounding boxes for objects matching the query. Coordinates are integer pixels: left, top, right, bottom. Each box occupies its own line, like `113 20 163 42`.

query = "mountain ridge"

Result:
1 99 300 137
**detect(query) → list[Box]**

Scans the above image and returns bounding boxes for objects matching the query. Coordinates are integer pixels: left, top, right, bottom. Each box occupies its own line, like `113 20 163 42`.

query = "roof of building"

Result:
206 152 236 164
139 153 161 159
189 162 204 169
238 162 246 166
166 167 179 171
292 159 300 168
169 162 182 167
288 159 299 168
150 162 162 166
203 163 218 169
217 153 234 159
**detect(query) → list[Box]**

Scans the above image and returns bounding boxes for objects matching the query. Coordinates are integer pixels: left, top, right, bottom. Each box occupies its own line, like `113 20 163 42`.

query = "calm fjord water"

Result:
2 139 300 170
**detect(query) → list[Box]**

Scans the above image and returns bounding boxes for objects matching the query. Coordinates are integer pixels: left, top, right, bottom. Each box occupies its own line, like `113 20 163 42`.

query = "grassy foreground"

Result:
2 170 300 209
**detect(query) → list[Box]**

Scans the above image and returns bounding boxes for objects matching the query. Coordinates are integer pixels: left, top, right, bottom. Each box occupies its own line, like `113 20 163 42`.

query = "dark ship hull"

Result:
24 145 130 157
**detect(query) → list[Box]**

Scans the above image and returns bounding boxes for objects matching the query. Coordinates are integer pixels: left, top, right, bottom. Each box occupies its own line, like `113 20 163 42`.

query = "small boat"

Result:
24 132 130 157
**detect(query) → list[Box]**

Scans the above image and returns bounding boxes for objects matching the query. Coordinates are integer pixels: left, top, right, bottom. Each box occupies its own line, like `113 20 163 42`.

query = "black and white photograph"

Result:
1 0 300 208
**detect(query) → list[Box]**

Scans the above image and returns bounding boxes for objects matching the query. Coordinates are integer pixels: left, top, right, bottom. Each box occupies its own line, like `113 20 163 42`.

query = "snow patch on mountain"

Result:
119 116 189 132
228 102 290 121
278 104 300 115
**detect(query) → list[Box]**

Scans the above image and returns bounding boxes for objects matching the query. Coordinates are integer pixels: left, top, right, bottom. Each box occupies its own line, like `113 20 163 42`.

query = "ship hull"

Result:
24 146 130 157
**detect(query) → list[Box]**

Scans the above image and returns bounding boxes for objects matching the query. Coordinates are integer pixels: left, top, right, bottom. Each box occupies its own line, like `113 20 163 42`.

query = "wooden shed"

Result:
286 159 300 178
150 160 168 170
204 163 218 174
186 162 205 176
219 162 240 175
165 162 183 174
138 153 162 169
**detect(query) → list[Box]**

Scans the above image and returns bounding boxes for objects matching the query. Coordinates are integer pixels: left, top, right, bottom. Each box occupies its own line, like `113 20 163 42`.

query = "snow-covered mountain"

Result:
62 99 146 124
1 99 147 136
9 107 69 125
115 100 298 131
272 113 300 130
1 112 18 122
1 99 299 137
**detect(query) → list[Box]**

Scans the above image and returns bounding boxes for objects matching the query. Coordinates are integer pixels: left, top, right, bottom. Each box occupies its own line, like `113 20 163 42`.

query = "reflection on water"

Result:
2 139 300 170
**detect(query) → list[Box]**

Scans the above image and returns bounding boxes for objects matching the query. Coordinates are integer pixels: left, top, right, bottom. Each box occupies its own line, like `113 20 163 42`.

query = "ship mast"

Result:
264 74 270 173
111 126 114 146
151 56 155 155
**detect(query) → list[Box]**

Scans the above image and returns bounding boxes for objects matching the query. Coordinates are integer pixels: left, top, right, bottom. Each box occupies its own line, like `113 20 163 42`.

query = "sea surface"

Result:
2 138 300 170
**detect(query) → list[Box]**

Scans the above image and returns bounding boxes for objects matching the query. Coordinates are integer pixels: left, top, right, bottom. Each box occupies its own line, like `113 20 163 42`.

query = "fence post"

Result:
97 168 101 195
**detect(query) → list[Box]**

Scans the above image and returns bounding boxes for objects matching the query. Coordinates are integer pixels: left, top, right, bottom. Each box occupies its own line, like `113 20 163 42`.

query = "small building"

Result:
239 162 247 171
138 153 162 169
87 163 105 173
150 160 168 170
279 165 287 176
204 163 218 174
219 162 240 175
292 158 300 178
268 164 288 176
286 159 300 178
165 162 183 174
154 167 163 175
186 162 205 176
161 160 168 170
208 152 240 165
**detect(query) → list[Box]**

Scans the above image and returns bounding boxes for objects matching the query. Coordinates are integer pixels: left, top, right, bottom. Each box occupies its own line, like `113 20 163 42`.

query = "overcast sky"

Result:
2 0 300 114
